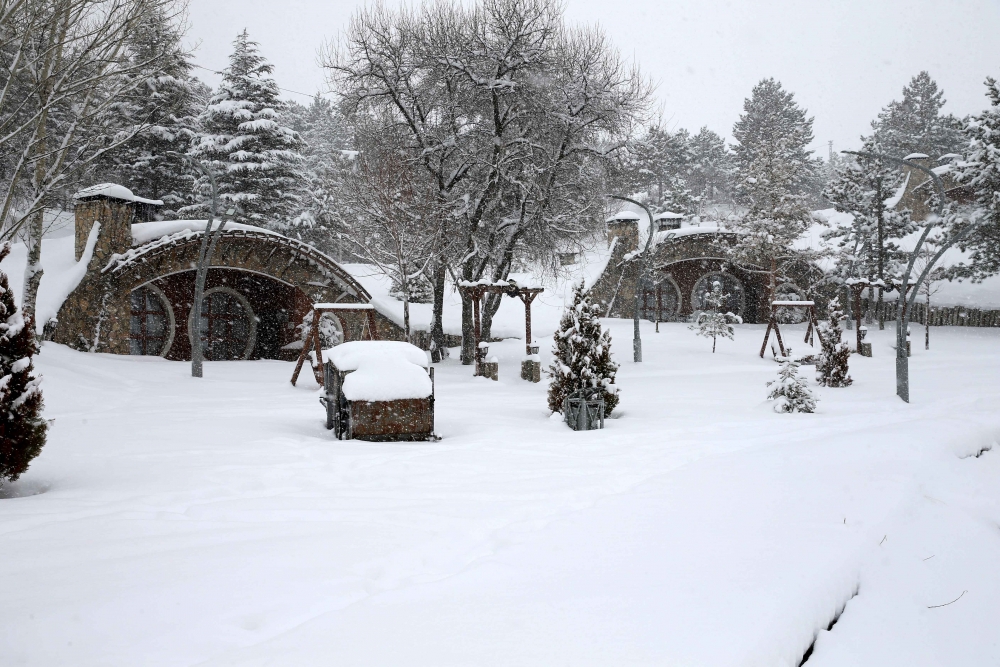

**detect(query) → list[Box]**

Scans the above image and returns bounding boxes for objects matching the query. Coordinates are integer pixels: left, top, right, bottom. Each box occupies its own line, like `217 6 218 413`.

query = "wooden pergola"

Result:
458 280 544 377
291 303 379 386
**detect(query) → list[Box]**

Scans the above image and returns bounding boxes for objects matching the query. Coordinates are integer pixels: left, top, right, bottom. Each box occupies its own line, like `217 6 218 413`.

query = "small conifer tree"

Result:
690 281 741 352
0 244 46 485
817 297 853 387
767 356 817 413
547 281 619 414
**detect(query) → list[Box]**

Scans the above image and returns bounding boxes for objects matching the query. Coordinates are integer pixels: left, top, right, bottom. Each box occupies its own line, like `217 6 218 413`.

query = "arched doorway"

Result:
692 272 746 318
642 276 681 322
191 287 257 360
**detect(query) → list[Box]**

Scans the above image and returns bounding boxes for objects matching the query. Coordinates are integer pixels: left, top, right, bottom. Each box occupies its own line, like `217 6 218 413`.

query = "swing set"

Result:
758 300 819 358
291 303 380 385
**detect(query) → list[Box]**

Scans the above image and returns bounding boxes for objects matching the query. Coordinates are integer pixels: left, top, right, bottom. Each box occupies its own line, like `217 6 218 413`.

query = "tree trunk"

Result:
461 292 474 365
430 262 447 361
480 291 503 343
925 290 930 350
22 114 48 330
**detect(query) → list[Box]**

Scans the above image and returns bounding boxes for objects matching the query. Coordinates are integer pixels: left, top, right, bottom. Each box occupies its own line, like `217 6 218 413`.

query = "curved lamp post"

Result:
843 151 981 402
607 195 657 362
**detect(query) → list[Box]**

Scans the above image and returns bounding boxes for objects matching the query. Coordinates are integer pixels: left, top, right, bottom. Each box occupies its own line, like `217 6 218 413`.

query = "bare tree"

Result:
325 0 650 362
336 148 443 342
0 0 184 323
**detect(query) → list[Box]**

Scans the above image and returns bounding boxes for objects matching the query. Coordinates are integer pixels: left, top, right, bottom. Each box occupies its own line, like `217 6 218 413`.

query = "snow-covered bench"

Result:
320 341 436 441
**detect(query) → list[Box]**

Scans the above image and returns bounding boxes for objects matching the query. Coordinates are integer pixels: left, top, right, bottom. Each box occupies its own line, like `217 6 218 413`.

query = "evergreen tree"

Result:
954 77 1000 281
281 95 356 252
816 297 852 387
731 79 819 299
547 281 619 414
873 71 964 159
689 280 740 352
626 123 695 213
687 126 734 214
188 30 303 229
0 244 46 485
823 137 914 327
767 356 817 413
94 8 206 217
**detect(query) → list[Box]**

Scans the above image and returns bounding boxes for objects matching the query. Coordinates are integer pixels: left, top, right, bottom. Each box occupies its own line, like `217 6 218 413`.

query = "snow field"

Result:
0 322 999 665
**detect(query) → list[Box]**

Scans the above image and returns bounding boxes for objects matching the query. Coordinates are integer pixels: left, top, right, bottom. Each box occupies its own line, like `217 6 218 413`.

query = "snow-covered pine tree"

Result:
690 280 740 352
816 296 852 387
823 137 914 328
281 95 356 251
0 244 46 485
954 77 1000 281
873 71 964 160
687 126 734 214
767 356 817 413
189 30 303 229
626 123 695 213
94 8 206 218
731 79 818 299
547 280 619 414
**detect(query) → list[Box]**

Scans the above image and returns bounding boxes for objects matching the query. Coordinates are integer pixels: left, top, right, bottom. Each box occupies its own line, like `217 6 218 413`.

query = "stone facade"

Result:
588 221 820 325
54 194 405 359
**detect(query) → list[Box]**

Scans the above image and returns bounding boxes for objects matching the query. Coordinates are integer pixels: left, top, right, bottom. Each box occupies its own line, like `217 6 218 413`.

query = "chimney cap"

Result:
73 183 163 206
606 210 641 223
903 153 929 161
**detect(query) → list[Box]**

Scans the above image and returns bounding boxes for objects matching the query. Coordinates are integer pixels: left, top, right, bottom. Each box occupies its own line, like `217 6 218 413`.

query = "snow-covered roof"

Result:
607 211 641 223
653 211 684 220
939 153 962 161
131 220 280 246
74 183 163 206
323 341 432 402
903 153 929 161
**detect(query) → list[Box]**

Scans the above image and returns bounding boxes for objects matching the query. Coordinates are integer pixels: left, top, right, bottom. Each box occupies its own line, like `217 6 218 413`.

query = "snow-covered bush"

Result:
298 312 343 349
547 281 619 414
767 357 817 413
0 244 47 485
816 297 853 387
690 281 741 352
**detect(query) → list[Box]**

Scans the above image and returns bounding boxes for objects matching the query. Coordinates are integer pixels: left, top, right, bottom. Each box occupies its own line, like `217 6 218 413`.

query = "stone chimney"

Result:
73 184 161 264
606 211 641 254
899 154 934 222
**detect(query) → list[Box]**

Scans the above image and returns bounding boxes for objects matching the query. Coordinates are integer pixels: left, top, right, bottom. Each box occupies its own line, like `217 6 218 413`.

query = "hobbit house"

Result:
54 184 404 360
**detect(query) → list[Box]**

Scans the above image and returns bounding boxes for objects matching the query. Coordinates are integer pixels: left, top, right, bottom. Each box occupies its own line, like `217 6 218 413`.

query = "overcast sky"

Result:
186 0 1000 156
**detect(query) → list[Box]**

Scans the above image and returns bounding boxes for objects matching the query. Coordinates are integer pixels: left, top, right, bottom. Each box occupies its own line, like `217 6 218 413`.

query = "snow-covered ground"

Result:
2 322 999 666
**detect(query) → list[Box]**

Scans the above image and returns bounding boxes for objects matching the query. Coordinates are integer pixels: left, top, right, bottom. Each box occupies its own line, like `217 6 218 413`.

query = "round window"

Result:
129 286 173 356
692 272 745 317
193 288 256 360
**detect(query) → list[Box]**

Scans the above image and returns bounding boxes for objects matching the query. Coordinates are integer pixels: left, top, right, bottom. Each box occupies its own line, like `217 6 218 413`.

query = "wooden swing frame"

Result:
291 303 380 386
759 300 819 358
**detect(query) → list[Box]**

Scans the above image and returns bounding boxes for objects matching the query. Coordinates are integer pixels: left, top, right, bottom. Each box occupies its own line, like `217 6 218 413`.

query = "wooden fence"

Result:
863 300 1000 328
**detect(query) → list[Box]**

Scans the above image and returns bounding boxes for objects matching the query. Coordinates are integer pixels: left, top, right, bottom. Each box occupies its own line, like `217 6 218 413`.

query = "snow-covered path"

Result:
2 323 999 665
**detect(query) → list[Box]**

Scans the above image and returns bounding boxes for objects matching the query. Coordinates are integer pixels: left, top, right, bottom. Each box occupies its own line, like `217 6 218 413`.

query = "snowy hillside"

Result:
2 323 999 665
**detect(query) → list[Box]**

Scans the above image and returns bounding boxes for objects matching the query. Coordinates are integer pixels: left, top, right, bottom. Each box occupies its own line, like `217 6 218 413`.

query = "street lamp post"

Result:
607 195 657 362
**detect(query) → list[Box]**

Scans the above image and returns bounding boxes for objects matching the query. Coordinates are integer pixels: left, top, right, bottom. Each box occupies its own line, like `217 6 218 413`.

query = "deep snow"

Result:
1 322 999 666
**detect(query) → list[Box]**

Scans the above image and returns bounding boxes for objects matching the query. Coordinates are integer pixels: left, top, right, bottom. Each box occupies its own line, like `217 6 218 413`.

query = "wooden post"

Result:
473 287 482 376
